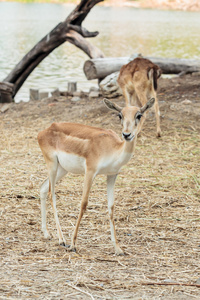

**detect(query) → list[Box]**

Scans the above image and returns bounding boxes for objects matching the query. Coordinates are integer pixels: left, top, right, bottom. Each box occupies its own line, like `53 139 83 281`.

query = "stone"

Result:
73 91 82 97
89 86 99 93
192 71 200 77
89 91 99 99
71 96 81 102
170 104 178 111
80 90 89 98
99 72 122 98
60 91 68 97
181 99 192 105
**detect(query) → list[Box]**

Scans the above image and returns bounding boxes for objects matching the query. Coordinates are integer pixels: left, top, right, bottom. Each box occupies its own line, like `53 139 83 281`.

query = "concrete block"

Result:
51 89 60 97
68 82 77 94
30 89 39 101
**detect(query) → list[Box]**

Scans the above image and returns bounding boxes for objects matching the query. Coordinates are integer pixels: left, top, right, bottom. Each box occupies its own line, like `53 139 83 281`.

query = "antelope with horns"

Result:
118 57 162 137
37 98 155 255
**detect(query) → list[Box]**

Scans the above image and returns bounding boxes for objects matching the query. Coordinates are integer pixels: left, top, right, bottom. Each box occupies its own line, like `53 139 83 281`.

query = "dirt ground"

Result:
0 73 200 299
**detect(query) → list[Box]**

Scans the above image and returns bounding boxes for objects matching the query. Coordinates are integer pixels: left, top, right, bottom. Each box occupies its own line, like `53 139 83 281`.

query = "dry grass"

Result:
0 77 200 299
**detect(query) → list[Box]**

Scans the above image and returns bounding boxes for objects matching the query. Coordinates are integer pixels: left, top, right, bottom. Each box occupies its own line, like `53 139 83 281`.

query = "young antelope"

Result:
118 57 162 137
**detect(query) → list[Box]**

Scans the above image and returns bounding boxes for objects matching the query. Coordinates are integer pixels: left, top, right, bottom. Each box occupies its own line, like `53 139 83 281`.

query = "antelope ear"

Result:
103 98 122 113
140 98 155 114
157 68 162 78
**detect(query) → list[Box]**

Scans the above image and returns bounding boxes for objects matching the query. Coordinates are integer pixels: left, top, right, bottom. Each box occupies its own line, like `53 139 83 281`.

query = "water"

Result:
0 2 200 102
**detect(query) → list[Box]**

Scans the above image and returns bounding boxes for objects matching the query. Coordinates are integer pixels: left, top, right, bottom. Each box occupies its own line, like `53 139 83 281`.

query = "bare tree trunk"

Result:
0 0 104 103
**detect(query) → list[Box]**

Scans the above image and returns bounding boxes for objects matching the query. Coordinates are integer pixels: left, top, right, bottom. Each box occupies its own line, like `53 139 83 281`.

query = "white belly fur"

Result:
57 151 132 176
57 151 86 174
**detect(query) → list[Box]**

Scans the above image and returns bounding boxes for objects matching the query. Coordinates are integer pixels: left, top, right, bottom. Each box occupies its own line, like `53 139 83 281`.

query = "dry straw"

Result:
0 81 200 299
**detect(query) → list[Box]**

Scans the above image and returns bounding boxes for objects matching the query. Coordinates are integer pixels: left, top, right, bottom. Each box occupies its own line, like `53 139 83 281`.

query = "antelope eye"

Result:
118 113 122 120
136 113 142 121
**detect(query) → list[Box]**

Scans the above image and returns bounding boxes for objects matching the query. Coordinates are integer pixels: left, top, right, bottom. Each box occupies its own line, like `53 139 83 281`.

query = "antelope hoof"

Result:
157 131 161 138
59 237 67 246
59 241 68 247
115 247 124 256
69 245 77 252
43 230 51 240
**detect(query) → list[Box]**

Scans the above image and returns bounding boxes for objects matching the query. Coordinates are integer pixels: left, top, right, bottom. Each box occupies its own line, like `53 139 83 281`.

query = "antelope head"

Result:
104 98 155 141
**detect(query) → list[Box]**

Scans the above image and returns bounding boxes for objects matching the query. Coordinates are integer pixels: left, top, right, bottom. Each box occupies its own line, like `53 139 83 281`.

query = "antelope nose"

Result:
123 132 131 139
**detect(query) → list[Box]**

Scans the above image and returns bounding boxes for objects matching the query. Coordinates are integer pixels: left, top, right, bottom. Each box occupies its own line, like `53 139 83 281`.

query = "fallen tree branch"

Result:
1 0 104 103
84 55 200 80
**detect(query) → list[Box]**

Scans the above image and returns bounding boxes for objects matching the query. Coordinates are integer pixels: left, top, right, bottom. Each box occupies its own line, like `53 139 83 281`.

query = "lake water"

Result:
0 2 200 102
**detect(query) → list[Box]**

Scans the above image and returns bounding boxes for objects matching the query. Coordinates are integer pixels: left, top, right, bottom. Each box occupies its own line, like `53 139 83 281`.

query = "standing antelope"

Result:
118 57 162 137
37 98 155 255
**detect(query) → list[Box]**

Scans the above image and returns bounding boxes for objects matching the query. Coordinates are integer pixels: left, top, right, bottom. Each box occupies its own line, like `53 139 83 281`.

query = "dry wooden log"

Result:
1 0 104 102
29 89 39 101
84 55 200 80
0 82 14 103
150 56 200 74
0 92 13 104
84 57 129 80
0 81 14 93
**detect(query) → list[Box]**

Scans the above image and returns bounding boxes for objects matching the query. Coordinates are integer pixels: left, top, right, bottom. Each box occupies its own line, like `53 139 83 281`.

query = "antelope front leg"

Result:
154 96 161 137
107 174 124 255
122 87 131 106
70 170 95 252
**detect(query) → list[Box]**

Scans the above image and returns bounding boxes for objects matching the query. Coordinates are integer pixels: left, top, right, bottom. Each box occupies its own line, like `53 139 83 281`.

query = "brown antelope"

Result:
37 97 155 255
118 57 162 137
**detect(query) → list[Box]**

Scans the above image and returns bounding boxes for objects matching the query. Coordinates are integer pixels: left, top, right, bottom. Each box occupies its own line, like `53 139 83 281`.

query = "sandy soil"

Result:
0 73 200 299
